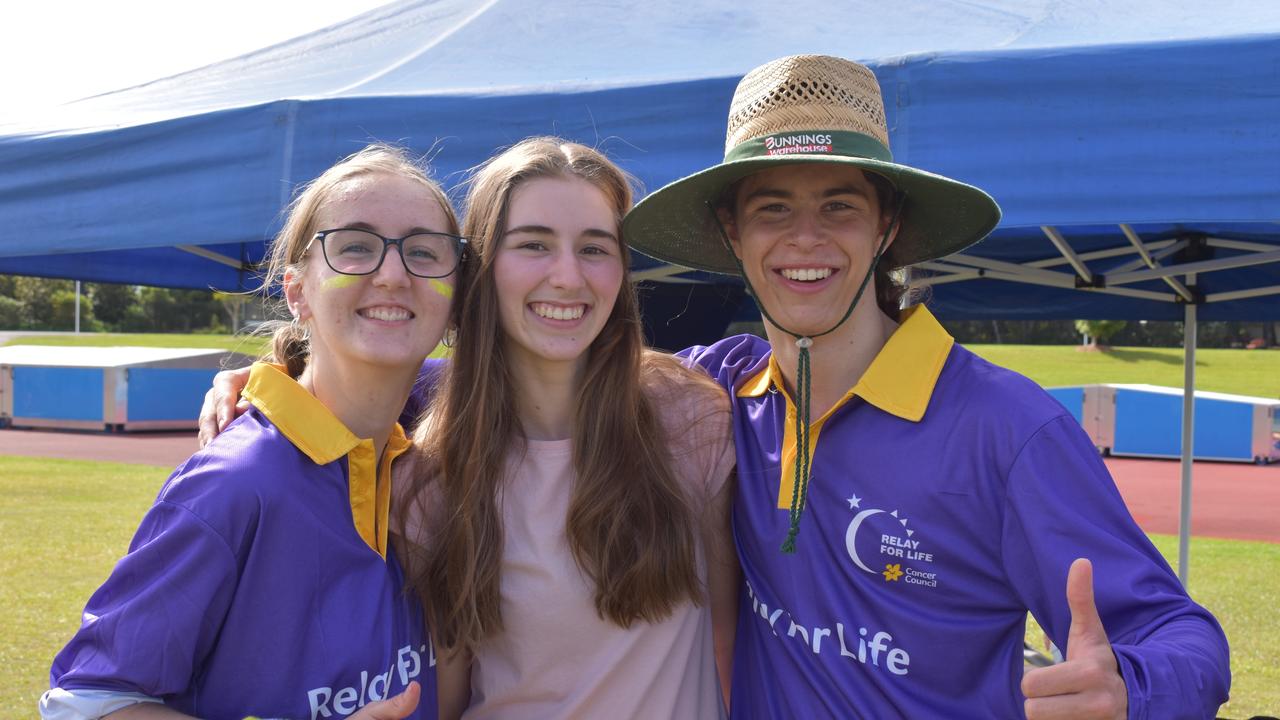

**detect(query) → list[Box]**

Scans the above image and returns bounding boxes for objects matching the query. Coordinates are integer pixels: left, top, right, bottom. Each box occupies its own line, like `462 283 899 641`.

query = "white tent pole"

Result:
1178 294 1197 587
74 280 81 334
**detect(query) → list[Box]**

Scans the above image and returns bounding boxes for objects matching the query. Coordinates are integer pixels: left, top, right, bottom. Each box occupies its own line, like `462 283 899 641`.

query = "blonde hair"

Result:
261 144 461 376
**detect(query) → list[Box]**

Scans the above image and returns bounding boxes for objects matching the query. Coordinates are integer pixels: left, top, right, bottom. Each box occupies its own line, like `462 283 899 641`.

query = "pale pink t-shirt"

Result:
462 385 735 719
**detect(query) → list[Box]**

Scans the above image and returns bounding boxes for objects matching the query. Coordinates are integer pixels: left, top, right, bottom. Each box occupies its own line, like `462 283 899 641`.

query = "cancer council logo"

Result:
844 492 940 590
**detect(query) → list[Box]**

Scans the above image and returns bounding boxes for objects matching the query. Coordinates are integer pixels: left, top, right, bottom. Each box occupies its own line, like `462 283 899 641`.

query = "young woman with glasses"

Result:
42 145 465 720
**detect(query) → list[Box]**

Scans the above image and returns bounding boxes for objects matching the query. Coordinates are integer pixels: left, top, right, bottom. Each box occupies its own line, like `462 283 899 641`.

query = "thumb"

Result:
355 681 420 720
1064 557 1109 661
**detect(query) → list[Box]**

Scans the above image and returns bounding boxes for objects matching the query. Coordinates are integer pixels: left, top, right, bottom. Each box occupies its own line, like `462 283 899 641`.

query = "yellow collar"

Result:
737 305 954 422
241 362 412 558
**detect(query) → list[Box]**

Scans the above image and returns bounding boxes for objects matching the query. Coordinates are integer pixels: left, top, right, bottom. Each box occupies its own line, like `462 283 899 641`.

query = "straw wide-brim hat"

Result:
624 55 1001 275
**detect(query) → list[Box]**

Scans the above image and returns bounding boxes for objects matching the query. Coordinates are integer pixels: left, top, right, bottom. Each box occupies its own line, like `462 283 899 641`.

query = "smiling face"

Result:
724 163 896 338
493 176 624 376
285 171 456 376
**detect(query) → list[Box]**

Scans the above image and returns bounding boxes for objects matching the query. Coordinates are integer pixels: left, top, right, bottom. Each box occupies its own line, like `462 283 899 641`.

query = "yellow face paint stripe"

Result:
428 279 453 299
320 274 362 290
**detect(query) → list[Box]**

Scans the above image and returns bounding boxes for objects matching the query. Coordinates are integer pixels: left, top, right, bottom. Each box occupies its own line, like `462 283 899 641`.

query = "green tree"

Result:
0 295 23 329
213 291 253 333
135 287 221 332
50 289 101 331
89 283 138 330
1074 319 1127 348
10 277 72 329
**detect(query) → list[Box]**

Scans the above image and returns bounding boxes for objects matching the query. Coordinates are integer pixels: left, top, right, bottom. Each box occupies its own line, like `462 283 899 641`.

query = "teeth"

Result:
361 307 411 321
531 303 585 321
781 268 833 282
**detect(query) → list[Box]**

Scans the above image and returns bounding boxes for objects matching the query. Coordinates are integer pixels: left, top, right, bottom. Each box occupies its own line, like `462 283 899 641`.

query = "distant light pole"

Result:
74 280 81 333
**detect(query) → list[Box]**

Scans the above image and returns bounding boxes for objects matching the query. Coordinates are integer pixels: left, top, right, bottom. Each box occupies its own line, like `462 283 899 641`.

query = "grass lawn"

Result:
0 457 170 716
968 344 1280 398
2 456 1277 717
1 332 453 361
2 332 270 357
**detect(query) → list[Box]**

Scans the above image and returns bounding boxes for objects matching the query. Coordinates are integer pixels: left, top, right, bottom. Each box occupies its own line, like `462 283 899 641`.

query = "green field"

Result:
1 332 459 362
2 331 271 357
969 344 1280 399
1 456 1276 718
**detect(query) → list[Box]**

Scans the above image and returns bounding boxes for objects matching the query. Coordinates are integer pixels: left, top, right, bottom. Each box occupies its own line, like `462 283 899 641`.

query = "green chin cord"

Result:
707 193 905 554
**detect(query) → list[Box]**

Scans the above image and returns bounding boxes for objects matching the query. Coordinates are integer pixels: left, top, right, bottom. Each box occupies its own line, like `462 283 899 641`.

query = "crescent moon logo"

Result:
845 508 884 573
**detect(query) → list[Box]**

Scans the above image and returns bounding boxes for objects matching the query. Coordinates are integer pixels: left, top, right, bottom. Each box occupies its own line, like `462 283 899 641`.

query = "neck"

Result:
508 354 582 441
764 298 898 418
298 356 418 460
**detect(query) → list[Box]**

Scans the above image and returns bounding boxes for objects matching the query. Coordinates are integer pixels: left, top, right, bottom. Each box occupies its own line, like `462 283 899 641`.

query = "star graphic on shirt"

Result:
847 494 862 509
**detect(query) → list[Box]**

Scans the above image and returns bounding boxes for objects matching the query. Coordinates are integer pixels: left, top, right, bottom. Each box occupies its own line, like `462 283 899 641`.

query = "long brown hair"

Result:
260 143 462 376
403 137 713 655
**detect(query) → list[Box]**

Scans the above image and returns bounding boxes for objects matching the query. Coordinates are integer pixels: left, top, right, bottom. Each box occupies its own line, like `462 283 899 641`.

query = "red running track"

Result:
1 429 1276 543
1104 457 1279 543
0 428 198 468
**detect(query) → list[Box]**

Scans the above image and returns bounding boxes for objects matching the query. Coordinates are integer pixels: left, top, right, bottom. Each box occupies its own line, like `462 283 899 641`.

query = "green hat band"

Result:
723 130 893 164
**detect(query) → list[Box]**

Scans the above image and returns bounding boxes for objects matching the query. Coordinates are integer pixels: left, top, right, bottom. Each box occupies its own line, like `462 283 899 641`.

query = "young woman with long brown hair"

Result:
397 137 738 719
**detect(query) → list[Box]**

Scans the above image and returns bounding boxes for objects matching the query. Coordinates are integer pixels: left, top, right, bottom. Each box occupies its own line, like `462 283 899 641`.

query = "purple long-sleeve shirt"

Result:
681 306 1230 719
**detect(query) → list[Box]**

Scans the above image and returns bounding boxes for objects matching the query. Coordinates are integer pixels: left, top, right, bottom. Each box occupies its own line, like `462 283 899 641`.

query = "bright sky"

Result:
0 0 391 111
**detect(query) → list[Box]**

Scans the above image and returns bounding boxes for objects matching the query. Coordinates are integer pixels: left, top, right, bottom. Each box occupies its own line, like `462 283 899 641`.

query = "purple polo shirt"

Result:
49 363 435 720
682 306 1229 719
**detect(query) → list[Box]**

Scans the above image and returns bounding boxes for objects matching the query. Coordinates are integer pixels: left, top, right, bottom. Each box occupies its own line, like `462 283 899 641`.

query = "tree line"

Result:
0 276 260 334
945 318 1276 349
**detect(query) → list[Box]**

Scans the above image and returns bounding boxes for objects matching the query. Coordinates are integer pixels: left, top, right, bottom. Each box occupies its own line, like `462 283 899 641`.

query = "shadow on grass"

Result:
1103 348 1206 366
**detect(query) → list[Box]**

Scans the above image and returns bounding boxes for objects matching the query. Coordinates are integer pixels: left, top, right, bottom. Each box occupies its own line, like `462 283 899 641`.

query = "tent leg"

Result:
1178 302 1197 587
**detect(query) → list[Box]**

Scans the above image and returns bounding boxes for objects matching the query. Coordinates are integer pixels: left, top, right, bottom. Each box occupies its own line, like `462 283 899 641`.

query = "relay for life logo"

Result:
843 491 940 590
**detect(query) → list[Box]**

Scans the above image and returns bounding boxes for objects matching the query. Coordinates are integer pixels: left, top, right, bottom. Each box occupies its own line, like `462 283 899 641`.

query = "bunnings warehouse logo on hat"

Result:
763 133 834 155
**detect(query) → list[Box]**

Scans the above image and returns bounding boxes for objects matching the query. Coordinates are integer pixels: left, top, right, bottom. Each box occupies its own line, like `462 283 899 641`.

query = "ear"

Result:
283 267 310 322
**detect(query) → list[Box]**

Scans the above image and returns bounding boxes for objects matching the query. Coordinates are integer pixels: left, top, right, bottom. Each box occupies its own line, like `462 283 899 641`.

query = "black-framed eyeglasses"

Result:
309 228 468 279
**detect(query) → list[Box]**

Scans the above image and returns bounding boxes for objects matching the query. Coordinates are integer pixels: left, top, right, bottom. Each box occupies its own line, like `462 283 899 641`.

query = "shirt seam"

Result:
995 411 1079 596
154 498 242 565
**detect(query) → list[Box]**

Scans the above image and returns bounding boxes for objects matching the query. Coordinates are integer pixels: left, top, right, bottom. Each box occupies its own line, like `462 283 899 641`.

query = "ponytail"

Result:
263 319 309 378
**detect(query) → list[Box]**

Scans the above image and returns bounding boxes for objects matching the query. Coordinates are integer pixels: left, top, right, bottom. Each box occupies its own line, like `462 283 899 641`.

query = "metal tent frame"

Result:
912 226 1280 585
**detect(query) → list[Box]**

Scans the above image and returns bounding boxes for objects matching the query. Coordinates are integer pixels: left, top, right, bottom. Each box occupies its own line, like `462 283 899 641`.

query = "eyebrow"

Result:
504 224 554 237
336 221 442 236
742 185 870 203
505 225 619 242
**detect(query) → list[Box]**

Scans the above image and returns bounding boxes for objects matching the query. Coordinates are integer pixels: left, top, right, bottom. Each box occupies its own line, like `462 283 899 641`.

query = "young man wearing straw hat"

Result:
625 55 1229 719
